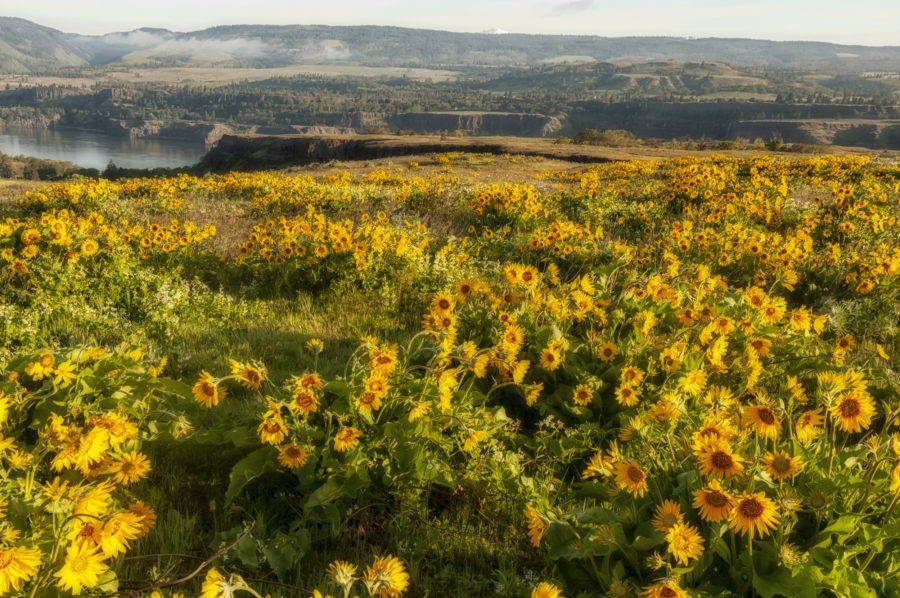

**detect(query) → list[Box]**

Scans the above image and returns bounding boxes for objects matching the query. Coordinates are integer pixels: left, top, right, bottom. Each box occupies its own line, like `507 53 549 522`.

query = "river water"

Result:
0 126 208 170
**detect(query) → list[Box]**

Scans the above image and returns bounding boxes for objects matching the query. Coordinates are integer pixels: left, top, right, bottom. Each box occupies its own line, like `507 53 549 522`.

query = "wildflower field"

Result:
0 151 899 597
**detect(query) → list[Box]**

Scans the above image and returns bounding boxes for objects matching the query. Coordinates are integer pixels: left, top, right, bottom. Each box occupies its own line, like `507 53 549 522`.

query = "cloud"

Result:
96 31 176 48
77 30 270 59
157 37 268 58
551 0 595 13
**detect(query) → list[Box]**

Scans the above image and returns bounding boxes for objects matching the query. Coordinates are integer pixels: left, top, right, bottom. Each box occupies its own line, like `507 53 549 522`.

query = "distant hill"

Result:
480 61 778 96
0 17 91 72
1 17 900 73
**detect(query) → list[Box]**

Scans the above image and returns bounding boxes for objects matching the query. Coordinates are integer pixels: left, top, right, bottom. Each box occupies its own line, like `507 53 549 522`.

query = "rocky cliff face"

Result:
249 124 354 136
115 122 231 147
387 112 562 137
336 112 386 131
566 101 900 143
730 120 900 148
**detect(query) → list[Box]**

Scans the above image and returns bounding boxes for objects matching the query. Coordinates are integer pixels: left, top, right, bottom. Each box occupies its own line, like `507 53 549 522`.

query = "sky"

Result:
2 0 899 46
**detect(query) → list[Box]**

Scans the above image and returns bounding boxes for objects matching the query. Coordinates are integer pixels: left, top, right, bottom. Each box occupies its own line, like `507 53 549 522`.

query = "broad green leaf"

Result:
225 447 275 505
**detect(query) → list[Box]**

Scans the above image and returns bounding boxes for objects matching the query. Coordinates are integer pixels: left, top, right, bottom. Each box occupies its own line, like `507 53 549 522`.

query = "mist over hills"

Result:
2 16 900 73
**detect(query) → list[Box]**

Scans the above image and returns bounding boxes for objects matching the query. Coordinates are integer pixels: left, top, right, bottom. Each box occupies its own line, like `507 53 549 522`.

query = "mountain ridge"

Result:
1 16 899 73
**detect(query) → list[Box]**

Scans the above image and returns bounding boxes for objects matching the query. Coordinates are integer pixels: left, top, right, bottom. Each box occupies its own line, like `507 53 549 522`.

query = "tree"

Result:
103 160 120 179
573 128 602 145
0 154 14 178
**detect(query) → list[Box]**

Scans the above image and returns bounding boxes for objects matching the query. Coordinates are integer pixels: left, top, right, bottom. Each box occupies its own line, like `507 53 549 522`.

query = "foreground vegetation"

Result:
1 151 899 596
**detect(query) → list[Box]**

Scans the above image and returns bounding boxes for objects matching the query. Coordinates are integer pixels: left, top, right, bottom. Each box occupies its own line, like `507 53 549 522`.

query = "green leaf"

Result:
814 515 858 546
235 533 259 569
225 447 275 505
572 481 610 500
96 570 119 595
324 380 351 398
630 534 661 552
546 522 579 560
709 535 731 562
156 376 193 397
264 531 303 580
304 477 345 510
575 507 616 525
753 565 819 598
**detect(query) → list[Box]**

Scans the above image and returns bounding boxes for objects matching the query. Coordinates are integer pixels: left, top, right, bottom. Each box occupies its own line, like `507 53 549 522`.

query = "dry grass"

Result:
0 64 461 89
0 180 43 217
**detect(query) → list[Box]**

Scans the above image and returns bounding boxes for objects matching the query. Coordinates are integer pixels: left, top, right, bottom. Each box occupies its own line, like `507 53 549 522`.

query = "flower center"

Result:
707 491 729 508
757 408 776 424
71 555 90 574
627 466 644 483
809 494 827 508
711 451 734 469
773 456 791 472
739 498 764 519
839 399 861 418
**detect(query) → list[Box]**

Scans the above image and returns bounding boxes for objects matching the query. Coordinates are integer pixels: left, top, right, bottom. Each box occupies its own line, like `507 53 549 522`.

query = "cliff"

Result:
60 119 233 147
730 120 900 148
387 112 562 137
197 134 613 173
566 101 900 142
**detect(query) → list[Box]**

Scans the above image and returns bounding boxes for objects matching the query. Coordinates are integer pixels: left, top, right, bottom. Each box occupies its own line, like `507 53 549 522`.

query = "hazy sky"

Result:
3 0 899 46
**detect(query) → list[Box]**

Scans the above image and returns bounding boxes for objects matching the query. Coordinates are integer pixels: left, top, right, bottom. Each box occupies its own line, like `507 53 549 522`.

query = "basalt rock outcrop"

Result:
387 112 562 137
730 120 900 148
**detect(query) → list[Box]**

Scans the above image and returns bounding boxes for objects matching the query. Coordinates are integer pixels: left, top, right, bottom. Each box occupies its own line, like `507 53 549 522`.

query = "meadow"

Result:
0 150 898 597
0 64 462 89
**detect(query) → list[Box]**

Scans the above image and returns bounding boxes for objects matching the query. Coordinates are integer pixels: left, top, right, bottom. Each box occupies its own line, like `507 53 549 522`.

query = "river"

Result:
0 126 208 170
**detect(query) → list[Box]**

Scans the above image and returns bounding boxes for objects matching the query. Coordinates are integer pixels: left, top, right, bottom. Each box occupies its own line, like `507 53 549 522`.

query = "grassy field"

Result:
0 64 462 89
202 133 900 175
1 150 899 597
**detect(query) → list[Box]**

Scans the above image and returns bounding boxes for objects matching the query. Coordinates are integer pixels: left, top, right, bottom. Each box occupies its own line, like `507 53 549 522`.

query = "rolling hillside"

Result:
0 17 91 72
2 17 900 73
